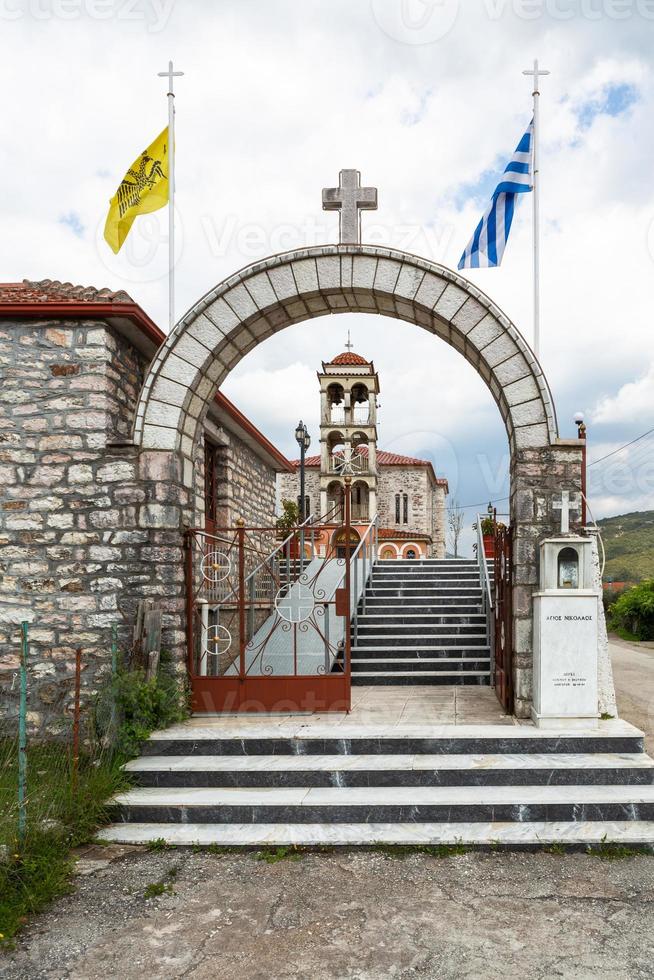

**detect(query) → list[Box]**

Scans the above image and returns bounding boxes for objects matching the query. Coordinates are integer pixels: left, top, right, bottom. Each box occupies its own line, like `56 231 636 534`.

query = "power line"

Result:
588 427 654 467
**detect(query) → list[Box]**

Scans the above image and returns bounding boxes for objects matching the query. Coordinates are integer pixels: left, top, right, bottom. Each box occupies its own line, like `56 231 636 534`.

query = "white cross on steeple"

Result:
345 329 354 352
322 169 378 245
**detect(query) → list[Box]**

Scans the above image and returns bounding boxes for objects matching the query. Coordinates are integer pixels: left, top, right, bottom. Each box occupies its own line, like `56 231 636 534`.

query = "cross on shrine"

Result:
553 490 581 534
322 169 378 245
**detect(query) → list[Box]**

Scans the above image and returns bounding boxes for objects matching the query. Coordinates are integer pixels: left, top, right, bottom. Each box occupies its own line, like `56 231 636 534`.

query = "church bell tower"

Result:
318 337 380 524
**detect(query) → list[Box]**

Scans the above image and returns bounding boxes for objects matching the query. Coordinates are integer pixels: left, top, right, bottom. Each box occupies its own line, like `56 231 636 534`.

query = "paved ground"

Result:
3 844 654 979
3 645 654 979
610 636 654 754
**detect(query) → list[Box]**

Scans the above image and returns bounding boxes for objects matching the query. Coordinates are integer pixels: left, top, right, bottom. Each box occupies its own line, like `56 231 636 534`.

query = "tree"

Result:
448 498 465 558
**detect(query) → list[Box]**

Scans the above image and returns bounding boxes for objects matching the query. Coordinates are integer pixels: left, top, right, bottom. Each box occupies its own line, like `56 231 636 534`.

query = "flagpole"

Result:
523 59 549 361
158 60 184 334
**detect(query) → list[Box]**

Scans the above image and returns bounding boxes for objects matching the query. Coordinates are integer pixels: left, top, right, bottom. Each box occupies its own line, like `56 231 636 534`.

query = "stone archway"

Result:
134 244 583 717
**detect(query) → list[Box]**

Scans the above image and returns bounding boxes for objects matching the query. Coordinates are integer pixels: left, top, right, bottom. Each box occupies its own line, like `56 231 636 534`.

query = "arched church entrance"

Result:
133 244 584 718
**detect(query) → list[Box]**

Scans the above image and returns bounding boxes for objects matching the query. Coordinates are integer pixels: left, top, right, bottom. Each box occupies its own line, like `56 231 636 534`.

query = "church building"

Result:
277 346 448 559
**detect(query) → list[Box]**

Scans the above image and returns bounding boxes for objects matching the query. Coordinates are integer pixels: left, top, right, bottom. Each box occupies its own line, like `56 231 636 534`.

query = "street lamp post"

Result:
295 420 311 563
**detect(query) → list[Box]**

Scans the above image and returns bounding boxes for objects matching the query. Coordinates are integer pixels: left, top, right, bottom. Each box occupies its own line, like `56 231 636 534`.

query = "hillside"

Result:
597 510 654 583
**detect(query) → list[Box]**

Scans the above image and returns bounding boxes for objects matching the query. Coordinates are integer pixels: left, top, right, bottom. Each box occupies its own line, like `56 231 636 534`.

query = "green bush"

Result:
609 580 654 641
108 651 189 758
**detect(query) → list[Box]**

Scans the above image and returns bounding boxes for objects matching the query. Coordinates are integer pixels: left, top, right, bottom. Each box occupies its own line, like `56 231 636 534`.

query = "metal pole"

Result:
18 621 28 848
237 521 246 681
299 433 306 564
157 60 184 334
523 59 549 360
344 477 352 678
72 647 82 796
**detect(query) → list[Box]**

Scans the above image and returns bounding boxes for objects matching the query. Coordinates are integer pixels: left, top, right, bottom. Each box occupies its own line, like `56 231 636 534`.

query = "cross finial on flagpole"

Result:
522 58 550 94
345 329 354 352
158 59 184 95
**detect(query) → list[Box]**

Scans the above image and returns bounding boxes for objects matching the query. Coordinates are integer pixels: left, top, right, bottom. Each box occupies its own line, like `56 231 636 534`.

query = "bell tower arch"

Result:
318 343 380 523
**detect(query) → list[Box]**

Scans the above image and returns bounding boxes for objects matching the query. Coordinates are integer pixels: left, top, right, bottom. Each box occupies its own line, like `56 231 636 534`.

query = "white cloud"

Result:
592 364 654 424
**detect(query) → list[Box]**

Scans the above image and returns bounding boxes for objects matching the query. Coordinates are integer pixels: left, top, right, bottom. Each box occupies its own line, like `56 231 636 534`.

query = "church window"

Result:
297 495 311 521
395 493 401 524
403 493 408 524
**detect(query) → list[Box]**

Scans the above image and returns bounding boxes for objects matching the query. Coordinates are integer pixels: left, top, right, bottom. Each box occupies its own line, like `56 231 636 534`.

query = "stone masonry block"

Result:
352 255 378 291
139 504 180 529
244 272 277 311
223 283 258 321
451 297 487 335
205 297 239 333
315 255 340 291
373 259 402 294
433 283 468 320
465 313 504 350
291 258 319 294
267 264 298 302
394 263 424 301
414 273 447 311
188 314 226 352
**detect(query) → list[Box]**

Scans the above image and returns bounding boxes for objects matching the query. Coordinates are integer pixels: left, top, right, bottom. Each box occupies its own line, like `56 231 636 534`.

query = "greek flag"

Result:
458 119 533 269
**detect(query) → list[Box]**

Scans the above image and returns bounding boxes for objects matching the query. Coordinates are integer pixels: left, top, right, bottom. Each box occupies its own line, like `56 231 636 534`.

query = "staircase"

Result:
351 559 491 686
103 720 654 849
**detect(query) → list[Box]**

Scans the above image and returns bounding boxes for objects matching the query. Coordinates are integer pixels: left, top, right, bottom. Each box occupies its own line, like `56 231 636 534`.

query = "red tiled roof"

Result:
330 351 369 365
379 528 432 541
293 447 448 487
0 279 134 304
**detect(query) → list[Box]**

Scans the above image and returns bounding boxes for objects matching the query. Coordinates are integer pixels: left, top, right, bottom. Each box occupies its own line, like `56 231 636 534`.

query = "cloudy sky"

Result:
2 0 654 552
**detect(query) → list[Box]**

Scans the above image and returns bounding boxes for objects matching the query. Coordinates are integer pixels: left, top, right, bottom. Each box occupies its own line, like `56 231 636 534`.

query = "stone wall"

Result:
277 470 321 519
376 467 446 558
0 319 188 733
510 440 585 718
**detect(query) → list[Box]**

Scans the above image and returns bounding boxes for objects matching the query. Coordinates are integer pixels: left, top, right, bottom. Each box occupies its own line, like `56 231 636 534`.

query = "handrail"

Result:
475 513 494 612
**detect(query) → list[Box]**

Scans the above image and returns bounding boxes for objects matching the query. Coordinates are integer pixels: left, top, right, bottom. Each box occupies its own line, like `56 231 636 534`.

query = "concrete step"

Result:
140 722 646 757
111 782 654 825
98 820 654 849
125 753 654 788
351 672 492 686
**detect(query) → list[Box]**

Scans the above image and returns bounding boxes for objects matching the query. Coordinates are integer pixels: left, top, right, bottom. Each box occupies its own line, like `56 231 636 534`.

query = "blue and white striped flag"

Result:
458 119 533 269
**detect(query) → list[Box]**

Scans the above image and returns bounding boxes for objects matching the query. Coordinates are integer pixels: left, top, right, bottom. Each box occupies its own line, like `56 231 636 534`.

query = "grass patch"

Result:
146 837 170 852
585 838 650 860
254 845 302 863
373 842 471 859
611 625 642 644
143 865 178 899
0 741 128 946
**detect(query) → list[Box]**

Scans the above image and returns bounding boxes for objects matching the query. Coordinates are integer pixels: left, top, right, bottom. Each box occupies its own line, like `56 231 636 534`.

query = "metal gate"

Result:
493 523 513 713
185 486 378 713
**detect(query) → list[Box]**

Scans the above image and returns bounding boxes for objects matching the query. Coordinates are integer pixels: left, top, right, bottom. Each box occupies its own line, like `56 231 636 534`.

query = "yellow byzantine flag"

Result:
104 127 169 254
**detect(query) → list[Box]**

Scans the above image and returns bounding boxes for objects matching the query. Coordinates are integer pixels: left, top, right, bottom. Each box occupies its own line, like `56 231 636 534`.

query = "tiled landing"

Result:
186 685 513 729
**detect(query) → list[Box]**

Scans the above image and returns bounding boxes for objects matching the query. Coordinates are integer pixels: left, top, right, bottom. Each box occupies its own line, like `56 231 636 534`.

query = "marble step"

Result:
111 783 654 824
350 659 491 673
141 722 646 757
356 614 487 623
363 597 483 608
126 753 654 788
350 672 492 686
353 640 491 651
356 623 487 647
350 648 491 661
98 820 654 848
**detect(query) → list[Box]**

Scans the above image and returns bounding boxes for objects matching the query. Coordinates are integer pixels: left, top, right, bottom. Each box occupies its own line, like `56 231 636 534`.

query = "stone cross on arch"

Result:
322 169 378 245
553 490 581 534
